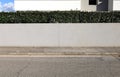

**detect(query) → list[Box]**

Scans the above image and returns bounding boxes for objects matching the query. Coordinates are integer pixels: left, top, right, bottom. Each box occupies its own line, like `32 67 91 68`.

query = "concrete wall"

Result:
81 0 97 11
0 24 120 47
15 0 81 11
81 0 109 11
108 0 113 11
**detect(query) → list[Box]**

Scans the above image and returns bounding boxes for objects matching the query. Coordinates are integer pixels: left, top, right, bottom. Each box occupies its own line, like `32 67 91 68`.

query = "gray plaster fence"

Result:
0 23 120 47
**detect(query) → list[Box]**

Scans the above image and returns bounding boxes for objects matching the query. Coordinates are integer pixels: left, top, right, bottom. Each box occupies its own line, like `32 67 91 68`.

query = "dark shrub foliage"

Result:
0 11 120 23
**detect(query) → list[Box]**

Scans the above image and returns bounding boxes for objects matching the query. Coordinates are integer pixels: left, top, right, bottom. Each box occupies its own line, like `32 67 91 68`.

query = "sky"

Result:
0 0 14 12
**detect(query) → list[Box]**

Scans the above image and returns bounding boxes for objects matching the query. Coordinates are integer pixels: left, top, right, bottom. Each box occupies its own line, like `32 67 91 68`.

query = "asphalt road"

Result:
0 56 120 77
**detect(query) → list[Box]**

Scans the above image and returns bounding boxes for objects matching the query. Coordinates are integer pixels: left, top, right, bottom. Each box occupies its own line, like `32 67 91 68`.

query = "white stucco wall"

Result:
0 24 120 47
113 0 120 11
15 0 81 11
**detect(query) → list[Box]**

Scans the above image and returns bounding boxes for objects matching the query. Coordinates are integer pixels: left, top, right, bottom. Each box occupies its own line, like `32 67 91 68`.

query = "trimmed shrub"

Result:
0 11 120 23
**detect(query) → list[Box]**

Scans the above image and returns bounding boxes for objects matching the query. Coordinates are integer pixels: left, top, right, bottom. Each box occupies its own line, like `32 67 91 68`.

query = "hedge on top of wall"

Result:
0 11 120 23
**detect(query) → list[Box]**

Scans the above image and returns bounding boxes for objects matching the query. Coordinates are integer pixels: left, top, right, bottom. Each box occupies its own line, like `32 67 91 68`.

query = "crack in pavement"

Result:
16 60 31 77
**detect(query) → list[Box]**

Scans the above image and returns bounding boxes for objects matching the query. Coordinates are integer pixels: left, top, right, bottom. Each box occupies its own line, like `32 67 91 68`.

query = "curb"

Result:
0 52 120 57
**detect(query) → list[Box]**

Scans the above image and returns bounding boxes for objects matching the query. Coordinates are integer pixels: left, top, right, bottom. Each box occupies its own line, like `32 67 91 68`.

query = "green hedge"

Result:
0 11 120 23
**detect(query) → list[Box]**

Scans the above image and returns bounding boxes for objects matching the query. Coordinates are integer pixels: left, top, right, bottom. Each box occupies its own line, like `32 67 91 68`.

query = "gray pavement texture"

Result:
0 56 120 77
0 47 120 55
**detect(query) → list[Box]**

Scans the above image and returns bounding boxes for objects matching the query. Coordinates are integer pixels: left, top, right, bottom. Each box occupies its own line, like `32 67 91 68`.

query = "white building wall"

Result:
113 0 120 11
15 0 81 11
0 24 120 47
81 0 97 11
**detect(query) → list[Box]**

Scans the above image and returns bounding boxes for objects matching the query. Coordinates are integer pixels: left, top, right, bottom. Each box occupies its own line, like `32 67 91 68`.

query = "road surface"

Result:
0 56 120 77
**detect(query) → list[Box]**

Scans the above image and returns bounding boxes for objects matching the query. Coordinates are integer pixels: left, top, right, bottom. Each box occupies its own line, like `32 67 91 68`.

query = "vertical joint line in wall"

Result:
58 25 61 47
